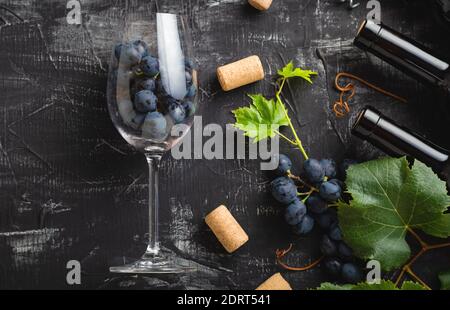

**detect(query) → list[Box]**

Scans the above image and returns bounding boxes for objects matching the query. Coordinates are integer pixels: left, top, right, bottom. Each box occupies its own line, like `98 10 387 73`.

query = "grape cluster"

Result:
270 154 363 283
113 41 196 140
270 155 315 235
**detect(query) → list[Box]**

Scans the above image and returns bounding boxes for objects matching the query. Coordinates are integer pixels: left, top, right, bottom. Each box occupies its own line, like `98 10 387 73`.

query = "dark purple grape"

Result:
329 224 342 241
293 215 314 235
341 263 363 284
132 40 149 57
304 159 325 183
142 112 167 140
274 154 292 176
270 177 298 205
117 43 142 66
324 258 342 276
138 79 156 92
319 180 342 202
306 195 328 214
317 210 338 230
338 242 353 260
140 55 159 77
168 102 186 124
320 159 337 178
284 199 307 226
131 113 146 129
320 235 338 256
134 90 158 113
329 178 344 188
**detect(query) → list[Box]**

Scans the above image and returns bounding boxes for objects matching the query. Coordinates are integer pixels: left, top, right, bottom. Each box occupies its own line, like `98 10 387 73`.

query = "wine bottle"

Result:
354 19 450 95
352 106 450 176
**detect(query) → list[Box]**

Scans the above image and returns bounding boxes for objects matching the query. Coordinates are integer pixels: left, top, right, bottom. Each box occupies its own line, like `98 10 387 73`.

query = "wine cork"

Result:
217 55 265 91
248 0 273 11
205 205 249 253
255 273 292 290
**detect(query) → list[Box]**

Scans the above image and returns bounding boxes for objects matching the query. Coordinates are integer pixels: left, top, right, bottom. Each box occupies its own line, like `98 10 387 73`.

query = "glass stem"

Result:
143 153 162 258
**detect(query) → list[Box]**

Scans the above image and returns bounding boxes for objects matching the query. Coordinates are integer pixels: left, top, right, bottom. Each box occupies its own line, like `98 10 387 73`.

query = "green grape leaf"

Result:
339 157 450 271
400 281 429 290
232 94 289 143
315 282 353 290
277 61 318 83
316 280 426 290
439 270 450 290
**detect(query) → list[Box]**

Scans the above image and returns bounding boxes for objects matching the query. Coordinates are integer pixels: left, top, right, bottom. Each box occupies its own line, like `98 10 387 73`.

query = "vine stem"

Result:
405 267 432 290
275 130 297 146
288 172 318 192
298 189 315 196
394 228 450 289
276 78 309 161
298 189 315 202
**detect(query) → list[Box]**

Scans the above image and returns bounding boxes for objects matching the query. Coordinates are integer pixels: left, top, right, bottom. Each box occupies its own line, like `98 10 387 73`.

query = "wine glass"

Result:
106 8 198 273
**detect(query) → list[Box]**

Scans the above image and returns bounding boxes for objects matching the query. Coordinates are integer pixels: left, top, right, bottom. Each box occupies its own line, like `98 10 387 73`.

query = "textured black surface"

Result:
0 0 449 290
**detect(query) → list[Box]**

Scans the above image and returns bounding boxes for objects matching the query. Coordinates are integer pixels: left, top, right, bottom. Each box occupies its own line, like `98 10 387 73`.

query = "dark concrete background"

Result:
0 0 449 289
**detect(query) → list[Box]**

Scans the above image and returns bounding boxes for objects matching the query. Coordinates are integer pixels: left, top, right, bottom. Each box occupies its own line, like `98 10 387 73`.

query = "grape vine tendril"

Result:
333 72 407 118
276 243 324 271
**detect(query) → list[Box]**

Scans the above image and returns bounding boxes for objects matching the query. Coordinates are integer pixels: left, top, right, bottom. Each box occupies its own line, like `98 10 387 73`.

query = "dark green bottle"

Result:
352 106 450 178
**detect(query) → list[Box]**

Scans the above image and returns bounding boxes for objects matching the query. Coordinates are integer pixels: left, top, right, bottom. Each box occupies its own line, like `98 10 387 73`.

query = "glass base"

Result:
110 255 196 274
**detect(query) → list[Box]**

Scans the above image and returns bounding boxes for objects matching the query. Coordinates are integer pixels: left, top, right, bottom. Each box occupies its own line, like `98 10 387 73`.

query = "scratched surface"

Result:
1 0 450 290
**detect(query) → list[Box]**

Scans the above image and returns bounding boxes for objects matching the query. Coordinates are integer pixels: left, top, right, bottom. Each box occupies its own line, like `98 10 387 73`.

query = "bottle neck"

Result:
354 20 450 89
352 107 450 172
